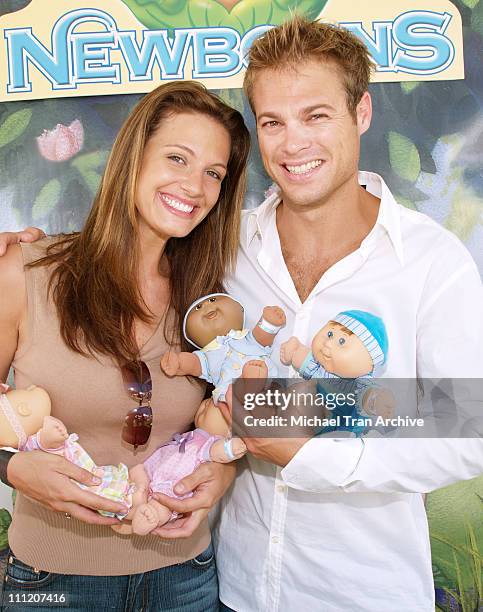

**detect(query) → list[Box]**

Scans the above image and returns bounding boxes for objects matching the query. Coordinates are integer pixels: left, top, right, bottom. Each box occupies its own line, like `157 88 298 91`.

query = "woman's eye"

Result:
327 331 333 338
195 304 202 310
168 155 185 164
209 297 216 302
339 338 346 346
207 170 221 180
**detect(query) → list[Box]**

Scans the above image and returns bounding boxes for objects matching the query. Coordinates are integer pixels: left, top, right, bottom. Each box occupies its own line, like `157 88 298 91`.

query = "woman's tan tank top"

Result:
9 241 208 575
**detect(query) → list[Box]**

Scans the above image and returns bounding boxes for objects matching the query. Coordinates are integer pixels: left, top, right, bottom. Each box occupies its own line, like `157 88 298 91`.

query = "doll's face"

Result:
0 386 51 448
312 322 373 378
186 295 244 348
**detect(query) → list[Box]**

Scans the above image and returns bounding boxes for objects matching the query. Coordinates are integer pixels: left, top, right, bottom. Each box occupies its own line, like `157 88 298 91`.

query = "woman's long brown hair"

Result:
30 82 250 364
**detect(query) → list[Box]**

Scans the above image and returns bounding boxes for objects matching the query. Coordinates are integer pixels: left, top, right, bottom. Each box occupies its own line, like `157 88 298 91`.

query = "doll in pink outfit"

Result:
126 425 246 536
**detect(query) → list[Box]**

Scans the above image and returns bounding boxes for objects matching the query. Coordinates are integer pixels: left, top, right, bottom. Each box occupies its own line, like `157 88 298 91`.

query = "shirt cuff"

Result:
298 351 314 378
281 436 364 492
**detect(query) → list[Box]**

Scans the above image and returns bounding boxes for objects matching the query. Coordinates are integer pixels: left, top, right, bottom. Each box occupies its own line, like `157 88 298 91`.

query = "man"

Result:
212 16 483 612
1 15 482 612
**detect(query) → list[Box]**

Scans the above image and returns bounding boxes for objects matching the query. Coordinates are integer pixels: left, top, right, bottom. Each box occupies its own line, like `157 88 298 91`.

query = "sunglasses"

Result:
121 360 153 449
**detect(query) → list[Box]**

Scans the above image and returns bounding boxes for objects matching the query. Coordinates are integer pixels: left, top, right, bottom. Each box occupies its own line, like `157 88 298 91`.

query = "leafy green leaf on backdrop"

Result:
71 151 109 195
461 0 479 9
401 82 420 94
32 179 62 222
0 109 32 149
0 509 12 550
445 188 483 241
388 131 421 182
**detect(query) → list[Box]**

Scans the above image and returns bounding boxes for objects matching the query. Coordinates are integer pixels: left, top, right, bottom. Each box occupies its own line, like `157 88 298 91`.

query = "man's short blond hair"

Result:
244 15 373 118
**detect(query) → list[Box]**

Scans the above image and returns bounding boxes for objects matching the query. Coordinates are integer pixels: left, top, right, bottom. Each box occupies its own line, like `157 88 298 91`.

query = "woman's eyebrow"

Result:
164 143 227 170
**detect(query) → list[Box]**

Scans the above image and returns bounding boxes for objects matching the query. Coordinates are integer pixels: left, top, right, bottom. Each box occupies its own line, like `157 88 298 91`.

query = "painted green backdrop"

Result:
0 0 482 609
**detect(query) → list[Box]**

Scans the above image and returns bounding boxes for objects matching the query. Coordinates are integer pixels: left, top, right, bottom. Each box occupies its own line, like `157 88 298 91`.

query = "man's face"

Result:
251 59 371 209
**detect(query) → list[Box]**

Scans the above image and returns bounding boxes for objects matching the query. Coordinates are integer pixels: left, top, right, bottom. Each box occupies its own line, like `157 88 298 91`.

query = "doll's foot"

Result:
132 503 168 536
160 352 180 377
363 388 395 418
262 306 286 327
39 416 69 448
111 522 133 535
242 360 268 379
280 337 300 365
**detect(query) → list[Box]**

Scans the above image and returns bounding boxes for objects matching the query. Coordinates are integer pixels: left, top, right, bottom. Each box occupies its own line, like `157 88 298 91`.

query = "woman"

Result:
0 81 250 610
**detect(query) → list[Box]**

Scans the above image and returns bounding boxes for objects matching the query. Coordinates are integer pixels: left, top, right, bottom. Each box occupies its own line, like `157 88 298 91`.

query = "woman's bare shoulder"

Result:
0 244 27 317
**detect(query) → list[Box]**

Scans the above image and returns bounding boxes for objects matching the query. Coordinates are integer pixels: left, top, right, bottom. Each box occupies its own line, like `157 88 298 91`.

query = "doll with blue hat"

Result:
161 293 286 410
280 310 394 435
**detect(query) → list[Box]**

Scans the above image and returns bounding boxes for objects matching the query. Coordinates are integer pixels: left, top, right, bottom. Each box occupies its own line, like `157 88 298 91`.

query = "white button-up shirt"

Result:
214 172 483 612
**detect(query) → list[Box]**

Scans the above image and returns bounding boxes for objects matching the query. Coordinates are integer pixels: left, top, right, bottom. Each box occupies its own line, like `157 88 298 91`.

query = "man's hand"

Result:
219 385 310 467
150 462 236 539
7 451 128 525
0 227 45 256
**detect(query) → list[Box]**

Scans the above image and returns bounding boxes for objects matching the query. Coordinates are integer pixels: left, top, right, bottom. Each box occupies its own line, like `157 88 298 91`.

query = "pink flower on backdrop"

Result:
36 119 84 162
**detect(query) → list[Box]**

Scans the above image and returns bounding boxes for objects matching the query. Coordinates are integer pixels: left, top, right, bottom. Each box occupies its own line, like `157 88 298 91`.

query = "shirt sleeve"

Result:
282 242 483 494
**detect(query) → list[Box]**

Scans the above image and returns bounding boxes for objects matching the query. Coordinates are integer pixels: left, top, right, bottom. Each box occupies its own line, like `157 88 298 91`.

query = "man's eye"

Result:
327 331 333 338
339 338 346 346
311 114 327 120
263 121 279 128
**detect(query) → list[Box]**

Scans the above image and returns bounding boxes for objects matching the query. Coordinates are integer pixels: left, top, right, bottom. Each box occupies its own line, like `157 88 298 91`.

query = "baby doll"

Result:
0 386 246 533
161 293 286 405
125 400 246 535
0 385 133 518
280 310 394 435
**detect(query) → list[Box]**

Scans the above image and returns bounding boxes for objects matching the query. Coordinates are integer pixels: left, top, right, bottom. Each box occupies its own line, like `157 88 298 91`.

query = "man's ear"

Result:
356 91 372 136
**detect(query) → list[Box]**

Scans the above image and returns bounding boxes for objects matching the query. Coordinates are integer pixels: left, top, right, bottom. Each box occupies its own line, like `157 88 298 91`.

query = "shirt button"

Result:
271 536 280 544
277 485 287 493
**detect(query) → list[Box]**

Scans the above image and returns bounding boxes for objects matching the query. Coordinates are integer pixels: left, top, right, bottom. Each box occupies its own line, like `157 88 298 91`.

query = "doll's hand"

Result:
363 388 395 419
280 337 301 365
262 306 286 327
38 416 69 448
160 351 181 377
209 437 247 463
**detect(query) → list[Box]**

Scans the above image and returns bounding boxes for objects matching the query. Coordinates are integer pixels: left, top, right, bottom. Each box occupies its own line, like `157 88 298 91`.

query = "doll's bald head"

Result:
184 294 245 349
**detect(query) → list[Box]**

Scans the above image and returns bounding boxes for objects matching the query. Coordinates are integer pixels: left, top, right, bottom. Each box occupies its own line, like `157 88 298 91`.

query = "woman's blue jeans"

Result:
1 543 219 611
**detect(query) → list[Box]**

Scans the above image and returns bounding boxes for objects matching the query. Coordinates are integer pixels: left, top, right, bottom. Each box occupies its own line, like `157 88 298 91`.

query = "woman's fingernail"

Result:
92 476 102 485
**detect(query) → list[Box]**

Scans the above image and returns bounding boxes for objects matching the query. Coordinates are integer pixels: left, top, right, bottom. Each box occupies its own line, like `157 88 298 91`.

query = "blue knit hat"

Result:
333 310 388 369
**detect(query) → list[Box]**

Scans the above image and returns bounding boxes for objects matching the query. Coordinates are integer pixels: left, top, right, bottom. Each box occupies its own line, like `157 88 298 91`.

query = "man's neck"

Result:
276 178 380 303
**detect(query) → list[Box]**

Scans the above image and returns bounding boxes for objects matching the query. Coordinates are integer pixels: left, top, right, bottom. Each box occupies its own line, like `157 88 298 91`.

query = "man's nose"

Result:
281 122 311 156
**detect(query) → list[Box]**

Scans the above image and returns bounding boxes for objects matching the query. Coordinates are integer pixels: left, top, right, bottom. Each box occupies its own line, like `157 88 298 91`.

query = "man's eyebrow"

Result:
164 143 227 170
257 103 336 121
302 103 336 114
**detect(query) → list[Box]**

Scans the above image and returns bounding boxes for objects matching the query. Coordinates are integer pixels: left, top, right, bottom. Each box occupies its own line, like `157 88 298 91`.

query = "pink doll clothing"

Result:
144 429 221 500
21 432 133 519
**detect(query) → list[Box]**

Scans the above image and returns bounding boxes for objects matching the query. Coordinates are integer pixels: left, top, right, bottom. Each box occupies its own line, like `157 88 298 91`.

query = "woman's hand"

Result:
7 451 128 525
0 227 45 256
150 462 236 539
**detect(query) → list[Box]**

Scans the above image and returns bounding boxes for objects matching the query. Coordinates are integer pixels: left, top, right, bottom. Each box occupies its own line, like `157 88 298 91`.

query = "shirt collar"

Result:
245 171 404 265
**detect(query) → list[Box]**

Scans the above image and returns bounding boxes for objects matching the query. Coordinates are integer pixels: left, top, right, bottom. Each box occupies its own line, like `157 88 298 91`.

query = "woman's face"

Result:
135 111 231 242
